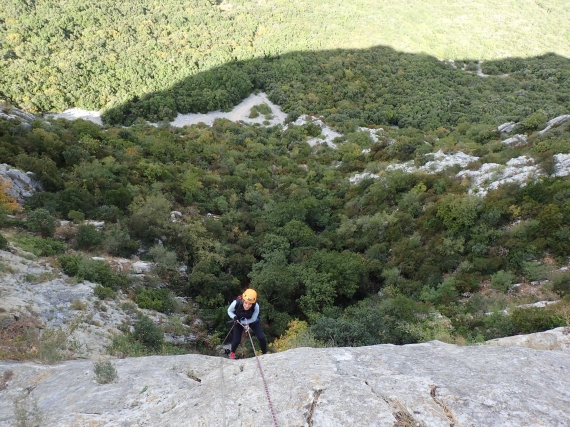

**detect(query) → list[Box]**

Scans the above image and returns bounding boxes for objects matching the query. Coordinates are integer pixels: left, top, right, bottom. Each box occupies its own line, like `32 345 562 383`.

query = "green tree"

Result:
420 276 458 306
26 208 58 238
74 224 102 250
127 194 171 243
296 268 337 320
133 315 164 350
437 195 481 234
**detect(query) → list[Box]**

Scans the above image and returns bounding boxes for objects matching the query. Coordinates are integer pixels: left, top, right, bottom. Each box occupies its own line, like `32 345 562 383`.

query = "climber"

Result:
227 288 267 359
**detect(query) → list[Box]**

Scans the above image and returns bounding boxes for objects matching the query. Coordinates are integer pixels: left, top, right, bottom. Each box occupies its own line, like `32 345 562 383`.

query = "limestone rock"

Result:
554 153 570 177
0 249 137 359
1 342 570 426
538 114 570 135
502 134 527 146
131 260 153 274
497 121 517 133
0 164 43 204
486 327 570 352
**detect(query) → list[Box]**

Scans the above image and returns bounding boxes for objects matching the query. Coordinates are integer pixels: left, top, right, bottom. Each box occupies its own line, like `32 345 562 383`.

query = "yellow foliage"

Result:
6 33 23 46
270 319 309 353
509 204 522 218
0 180 20 212
125 147 139 156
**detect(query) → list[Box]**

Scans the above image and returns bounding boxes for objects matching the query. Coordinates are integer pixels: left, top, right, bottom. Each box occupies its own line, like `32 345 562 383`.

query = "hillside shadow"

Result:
103 46 570 131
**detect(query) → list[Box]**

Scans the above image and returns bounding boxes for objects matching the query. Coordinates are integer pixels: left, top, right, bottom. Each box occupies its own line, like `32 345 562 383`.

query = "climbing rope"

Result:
223 320 279 426
244 324 279 427
221 323 235 351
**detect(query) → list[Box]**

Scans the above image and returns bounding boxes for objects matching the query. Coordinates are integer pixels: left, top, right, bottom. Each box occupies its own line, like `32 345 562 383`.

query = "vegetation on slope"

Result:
1 0 570 357
1 99 569 354
103 49 570 129
1 0 569 115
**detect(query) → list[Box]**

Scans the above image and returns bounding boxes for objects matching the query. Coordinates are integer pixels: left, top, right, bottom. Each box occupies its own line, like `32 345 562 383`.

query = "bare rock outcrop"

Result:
0 249 143 360
0 164 43 204
487 326 570 352
1 341 570 426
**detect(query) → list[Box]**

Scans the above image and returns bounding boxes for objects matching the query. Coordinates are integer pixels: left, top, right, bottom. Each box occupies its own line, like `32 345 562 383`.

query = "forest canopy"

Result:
1 103 569 348
1 0 570 118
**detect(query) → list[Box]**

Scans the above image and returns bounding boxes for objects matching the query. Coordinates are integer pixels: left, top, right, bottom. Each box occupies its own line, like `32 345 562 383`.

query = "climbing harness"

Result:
224 320 279 427
244 321 279 427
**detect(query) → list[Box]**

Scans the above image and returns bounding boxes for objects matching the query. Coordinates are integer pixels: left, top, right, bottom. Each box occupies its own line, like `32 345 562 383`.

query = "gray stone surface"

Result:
538 114 570 135
0 163 43 204
487 327 570 352
0 249 144 360
1 342 570 427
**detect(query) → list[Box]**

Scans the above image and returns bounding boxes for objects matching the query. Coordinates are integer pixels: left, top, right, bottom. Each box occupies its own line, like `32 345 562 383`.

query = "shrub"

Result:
420 277 458 306
13 392 44 427
133 315 163 350
536 151 556 177
552 296 570 331
58 254 81 277
59 254 131 290
0 179 19 213
22 191 58 214
521 261 551 282
466 124 499 144
271 319 324 352
94 360 118 384
481 311 516 340
521 112 547 132
510 307 564 334
94 285 116 300
37 328 71 364
94 205 121 222
12 235 66 257
551 271 570 297
135 287 177 314
310 316 371 347
67 210 85 223
74 224 102 250
70 299 87 310
108 333 147 358
398 314 456 344
26 208 58 238
0 233 8 250
101 225 139 258
490 270 515 292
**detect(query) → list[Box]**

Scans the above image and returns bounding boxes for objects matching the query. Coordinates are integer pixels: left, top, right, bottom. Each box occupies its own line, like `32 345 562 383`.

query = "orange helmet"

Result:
242 289 257 304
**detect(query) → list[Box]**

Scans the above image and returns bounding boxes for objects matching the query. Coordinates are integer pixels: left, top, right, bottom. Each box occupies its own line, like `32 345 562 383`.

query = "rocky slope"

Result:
0 247 149 361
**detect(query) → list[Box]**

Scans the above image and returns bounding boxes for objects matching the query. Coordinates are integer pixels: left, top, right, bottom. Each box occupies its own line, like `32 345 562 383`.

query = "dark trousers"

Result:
231 321 267 354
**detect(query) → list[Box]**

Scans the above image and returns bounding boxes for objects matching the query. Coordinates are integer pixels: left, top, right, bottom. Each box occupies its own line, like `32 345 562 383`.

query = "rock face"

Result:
0 164 43 204
487 326 570 352
0 249 149 360
1 342 570 427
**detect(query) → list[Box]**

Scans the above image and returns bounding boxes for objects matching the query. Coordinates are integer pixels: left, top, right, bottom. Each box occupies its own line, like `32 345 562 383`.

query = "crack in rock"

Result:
430 385 457 427
306 389 322 427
